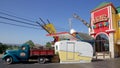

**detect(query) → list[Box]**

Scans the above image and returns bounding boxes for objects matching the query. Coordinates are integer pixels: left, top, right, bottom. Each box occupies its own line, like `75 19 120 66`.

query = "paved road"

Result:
0 58 120 68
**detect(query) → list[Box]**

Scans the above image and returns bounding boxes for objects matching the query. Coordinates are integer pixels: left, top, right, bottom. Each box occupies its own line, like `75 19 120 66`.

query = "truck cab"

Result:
2 44 30 64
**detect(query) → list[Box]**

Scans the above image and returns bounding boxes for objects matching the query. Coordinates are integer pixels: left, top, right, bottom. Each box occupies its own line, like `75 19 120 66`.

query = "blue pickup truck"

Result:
2 44 55 64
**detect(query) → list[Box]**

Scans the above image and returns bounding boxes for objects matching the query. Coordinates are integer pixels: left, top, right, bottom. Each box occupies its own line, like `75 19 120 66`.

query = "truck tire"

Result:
4 56 13 64
38 57 45 64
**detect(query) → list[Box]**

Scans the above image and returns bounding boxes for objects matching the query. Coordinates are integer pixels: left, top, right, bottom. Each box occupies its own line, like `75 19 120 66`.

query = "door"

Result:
95 34 109 52
19 45 29 60
66 42 75 60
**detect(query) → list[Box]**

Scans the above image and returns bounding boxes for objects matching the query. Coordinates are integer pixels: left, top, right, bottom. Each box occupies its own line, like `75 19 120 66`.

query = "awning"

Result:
46 32 78 40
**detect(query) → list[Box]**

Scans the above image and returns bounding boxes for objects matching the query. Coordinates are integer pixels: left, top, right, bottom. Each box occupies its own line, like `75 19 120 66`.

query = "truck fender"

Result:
2 54 19 63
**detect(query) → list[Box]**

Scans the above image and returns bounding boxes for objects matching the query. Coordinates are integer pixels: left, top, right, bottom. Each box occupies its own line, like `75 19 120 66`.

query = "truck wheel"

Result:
38 57 45 64
4 56 13 64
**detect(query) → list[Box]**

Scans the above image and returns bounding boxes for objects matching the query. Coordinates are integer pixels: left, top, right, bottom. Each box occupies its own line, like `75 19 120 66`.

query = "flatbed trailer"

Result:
30 49 54 56
30 49 55 63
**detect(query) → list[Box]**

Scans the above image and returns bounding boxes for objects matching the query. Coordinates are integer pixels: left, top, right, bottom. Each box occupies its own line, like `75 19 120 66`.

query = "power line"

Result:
0 11 69 32
0 16 39 27
0 11 35 23
0 15 68 31
0 21 42 29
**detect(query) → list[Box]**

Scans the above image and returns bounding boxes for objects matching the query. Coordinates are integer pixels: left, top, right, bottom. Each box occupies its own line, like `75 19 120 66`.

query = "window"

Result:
21 46 26 50
118 20 120 27
56 45 58 50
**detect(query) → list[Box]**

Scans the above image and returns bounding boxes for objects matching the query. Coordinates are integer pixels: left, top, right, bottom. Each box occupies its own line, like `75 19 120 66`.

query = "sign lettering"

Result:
93 14 108 24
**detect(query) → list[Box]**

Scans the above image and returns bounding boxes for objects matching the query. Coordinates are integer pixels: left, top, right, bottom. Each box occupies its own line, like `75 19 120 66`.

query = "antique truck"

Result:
2 44 54 64
2 31 94 64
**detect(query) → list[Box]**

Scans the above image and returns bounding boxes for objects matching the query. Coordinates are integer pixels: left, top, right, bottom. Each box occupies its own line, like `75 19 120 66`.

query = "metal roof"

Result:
117 7 120 13
76 32 94 41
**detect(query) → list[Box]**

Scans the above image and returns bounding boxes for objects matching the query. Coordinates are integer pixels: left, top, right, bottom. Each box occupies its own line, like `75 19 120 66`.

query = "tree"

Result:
25 40 35 48
0 43 8 54
0 42 2 45
13 45 19 49
0 43 3 53
45 42 52 48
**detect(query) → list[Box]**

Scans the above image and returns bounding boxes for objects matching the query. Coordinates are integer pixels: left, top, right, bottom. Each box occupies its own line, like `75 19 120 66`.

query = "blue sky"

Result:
0 0 119 45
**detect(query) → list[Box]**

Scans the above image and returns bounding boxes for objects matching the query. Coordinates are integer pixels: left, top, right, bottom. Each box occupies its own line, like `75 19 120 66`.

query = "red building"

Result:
90 2 120 58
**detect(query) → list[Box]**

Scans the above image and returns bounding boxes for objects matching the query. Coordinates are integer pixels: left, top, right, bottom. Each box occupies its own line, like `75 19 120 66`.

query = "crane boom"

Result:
73 13 91 29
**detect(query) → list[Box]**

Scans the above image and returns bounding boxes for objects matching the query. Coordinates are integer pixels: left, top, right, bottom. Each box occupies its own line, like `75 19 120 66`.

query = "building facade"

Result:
90 2 120 58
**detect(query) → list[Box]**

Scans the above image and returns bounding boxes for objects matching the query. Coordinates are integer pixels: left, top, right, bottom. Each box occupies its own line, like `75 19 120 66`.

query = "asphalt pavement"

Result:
0 58 120 68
